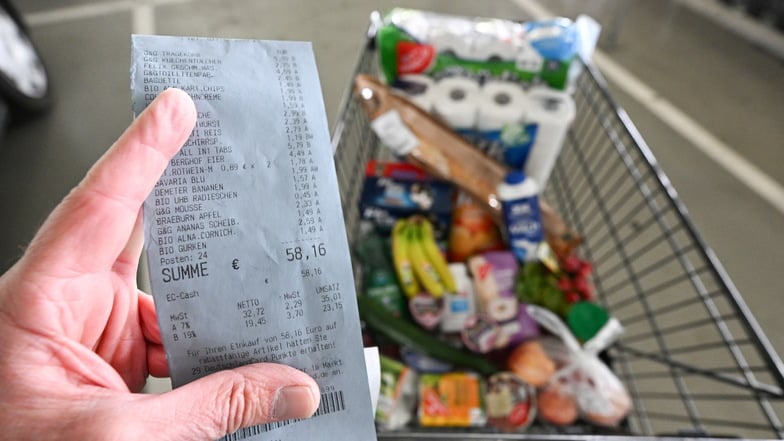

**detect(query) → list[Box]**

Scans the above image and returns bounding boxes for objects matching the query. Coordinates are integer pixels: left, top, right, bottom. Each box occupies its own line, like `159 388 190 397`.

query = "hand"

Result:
0 89 320 440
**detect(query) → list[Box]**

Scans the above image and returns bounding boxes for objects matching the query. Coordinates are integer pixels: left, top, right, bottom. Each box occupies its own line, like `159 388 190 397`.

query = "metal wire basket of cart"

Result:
330 20 784 441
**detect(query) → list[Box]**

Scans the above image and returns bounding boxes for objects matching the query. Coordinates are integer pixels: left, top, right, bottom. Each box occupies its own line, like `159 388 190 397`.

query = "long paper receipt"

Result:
130 35 377 441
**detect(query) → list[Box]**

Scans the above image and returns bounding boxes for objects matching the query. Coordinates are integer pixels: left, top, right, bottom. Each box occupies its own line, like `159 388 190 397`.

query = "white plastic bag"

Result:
528 306 631 426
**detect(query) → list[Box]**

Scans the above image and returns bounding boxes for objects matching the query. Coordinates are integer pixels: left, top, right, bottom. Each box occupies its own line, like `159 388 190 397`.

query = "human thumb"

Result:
128 363 320 441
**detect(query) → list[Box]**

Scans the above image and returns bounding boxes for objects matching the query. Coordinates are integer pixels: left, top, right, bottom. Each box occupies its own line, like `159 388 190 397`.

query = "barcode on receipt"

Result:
221 390 346 441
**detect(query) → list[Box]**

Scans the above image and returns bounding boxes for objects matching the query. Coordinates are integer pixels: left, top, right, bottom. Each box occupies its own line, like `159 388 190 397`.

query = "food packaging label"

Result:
468 251 519 317
502 193 543 262
419 372 486 427
461 314 499 353
440 263 476 333
370 109 419 155
498 173 544 262
408 294 444 330
400 346 453 373
131 35 376 441
364 160 432 181
359 175 454 239
495 304 540 349
468 251 543 349
355 231 406 317
377 354 417 429
486 372 537 432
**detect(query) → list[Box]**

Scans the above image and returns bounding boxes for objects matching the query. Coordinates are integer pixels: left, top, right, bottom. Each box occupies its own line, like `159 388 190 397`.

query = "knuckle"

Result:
215 371 266 435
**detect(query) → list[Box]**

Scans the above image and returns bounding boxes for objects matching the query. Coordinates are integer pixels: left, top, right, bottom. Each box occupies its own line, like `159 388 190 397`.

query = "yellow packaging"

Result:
448 192 505 263
418 372 486 427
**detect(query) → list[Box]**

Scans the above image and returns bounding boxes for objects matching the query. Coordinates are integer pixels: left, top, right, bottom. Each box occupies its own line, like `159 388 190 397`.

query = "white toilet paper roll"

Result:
523 87 576 189
476 81 528 132
429 30 473 59
393 74 436 113
431 76 480 130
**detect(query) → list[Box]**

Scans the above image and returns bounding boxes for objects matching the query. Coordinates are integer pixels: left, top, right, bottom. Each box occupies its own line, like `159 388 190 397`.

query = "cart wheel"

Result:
0 0 50 114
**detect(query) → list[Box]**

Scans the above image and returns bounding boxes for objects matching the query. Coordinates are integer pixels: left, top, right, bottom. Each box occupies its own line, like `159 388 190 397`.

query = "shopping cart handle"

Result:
366 11 382 48
656 430 739 439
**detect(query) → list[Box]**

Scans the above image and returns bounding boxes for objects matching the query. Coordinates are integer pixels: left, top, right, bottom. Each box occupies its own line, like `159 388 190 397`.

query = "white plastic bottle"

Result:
440 263 477 333
497 171 543 262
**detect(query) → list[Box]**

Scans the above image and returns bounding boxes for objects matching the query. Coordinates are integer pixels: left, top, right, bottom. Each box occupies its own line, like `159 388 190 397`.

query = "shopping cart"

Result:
330 18 784 440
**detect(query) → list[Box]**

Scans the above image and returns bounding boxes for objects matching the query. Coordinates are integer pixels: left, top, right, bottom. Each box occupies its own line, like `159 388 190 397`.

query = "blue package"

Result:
359 176 455 238
497 172 543 262
523 18 579 62
458 123 537 169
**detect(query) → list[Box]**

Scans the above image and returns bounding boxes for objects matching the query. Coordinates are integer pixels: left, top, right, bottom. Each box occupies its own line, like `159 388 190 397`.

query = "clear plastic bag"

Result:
528 306 631 426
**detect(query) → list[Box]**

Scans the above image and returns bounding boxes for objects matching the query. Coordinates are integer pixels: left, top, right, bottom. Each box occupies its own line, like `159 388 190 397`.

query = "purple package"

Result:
496 304 540 348
468 251 539 349
468 251 518 322
482 251 518 297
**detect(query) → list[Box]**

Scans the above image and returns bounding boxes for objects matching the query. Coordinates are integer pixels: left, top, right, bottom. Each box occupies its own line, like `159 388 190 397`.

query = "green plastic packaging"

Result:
355 230 407 317
566 301 610 342
376 8 578 90
377 355 417 429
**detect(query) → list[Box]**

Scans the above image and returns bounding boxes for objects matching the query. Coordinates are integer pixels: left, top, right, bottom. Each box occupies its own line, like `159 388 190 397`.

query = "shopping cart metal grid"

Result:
330 21 784 440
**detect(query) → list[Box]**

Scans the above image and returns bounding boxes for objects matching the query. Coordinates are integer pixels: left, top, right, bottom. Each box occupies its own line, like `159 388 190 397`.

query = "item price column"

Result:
276 50 321 239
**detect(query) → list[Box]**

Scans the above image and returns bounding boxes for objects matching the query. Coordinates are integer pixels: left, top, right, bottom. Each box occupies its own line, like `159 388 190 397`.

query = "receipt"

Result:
130 35 377 441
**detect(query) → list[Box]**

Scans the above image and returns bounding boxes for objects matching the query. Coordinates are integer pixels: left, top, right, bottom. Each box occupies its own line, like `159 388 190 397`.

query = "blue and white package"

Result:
497 171 543 262
523 18 580 61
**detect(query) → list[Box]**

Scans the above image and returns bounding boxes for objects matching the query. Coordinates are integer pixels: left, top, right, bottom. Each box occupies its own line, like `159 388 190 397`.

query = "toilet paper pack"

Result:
476 81 528 132
431 76 480 130
407 76 577 178
426 77 538 169
392 75 436 113
376 8 599 91
523 87 576 189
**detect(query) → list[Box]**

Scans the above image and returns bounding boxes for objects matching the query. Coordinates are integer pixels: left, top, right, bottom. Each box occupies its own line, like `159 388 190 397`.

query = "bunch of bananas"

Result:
392 216 457 298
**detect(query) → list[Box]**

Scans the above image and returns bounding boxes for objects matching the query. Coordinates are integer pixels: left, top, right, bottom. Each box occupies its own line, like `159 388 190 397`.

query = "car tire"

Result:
0 0 51 114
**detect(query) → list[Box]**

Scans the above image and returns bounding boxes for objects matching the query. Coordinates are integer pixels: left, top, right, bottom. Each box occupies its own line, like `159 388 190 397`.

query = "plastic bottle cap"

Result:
566 301 610 342
505 171 526 185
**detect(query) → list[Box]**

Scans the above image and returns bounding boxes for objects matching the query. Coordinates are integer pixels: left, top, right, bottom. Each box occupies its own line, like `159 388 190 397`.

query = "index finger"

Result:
25 88 197 274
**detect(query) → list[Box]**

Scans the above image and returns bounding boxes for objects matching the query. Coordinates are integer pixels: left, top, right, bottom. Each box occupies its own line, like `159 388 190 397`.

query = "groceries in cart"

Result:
394 75 576 181
354 74 582 256
356 73 507 222
355 73 577 198
356 207 632 431
351 8 629 434
354 173 630 432
374 8 592 181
